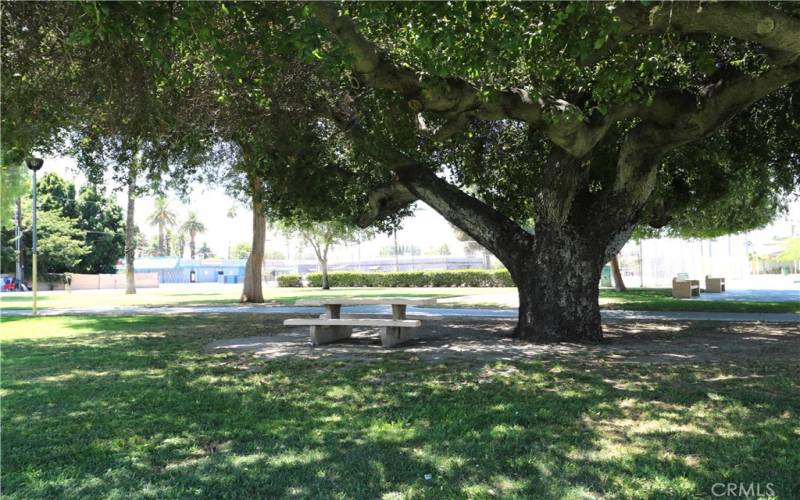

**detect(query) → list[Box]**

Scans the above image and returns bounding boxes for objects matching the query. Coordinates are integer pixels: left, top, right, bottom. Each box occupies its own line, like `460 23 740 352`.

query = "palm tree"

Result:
174 228 187 258
181 211 206 259
147 196 176 256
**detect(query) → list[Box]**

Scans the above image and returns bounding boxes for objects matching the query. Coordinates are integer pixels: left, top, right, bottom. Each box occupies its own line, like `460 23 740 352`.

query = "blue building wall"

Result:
121 257 247 284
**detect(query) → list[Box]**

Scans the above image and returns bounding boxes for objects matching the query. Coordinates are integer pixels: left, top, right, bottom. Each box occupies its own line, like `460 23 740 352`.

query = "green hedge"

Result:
43 273 67 283
277 274 303 287
304 269 513 288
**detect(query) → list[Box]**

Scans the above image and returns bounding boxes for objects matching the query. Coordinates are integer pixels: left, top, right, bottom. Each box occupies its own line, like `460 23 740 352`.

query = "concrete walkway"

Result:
3 304 799 323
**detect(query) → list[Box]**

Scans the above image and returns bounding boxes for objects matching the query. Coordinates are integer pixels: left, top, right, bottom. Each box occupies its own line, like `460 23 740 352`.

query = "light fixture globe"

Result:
25 157 44 171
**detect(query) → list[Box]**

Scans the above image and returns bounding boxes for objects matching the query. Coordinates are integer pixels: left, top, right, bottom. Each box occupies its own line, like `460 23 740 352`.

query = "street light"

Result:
26 157 43 315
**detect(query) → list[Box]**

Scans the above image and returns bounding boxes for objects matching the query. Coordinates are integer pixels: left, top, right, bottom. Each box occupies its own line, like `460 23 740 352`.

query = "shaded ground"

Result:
207 316 800 364
3 314 799 498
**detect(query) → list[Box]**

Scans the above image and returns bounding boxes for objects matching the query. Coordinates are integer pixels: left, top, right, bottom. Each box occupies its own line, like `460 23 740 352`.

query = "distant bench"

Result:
705 275 726 293
284 298 437 347
672 278 700 299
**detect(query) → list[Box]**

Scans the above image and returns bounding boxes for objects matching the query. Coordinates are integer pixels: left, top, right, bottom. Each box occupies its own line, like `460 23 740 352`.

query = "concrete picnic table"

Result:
288 298 439 347
293 297 438 320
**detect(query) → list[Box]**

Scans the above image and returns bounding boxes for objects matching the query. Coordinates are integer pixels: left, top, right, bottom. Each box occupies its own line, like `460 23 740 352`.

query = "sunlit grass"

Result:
0 286 500 311
2 285 798 313
2 314 798 498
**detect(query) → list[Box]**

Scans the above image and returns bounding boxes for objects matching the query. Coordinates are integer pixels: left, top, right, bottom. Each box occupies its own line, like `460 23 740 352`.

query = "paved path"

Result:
694 288 799 302
3 304 799 323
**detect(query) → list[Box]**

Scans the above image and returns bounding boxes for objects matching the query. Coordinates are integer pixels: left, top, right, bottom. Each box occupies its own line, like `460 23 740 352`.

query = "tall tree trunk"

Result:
241 177 266 303
125 169 137 295
610 254 627 292
158 223 165 256
190 234 196 260
320 258 330 289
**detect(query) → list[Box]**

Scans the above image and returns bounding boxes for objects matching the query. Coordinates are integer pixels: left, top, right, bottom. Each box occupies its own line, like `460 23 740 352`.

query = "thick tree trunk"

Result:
241 181 266 303
125 170 137 295
610 255 627 291
510 228 607 342
189 235 196 260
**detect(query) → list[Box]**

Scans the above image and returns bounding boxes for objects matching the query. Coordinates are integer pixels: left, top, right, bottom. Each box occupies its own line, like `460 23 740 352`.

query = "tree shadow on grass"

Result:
2 314 798 498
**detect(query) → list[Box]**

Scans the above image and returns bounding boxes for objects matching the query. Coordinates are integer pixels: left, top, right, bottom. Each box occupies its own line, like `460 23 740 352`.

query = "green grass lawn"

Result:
0 286 495 311
600 288 800 313
2 286 799 313
2 315 798 498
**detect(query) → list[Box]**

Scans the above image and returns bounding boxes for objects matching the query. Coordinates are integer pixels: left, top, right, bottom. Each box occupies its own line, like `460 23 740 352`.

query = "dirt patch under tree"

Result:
206 316 800 364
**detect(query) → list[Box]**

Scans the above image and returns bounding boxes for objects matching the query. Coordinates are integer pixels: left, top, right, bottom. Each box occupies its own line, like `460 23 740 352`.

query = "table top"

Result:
294 298 437 307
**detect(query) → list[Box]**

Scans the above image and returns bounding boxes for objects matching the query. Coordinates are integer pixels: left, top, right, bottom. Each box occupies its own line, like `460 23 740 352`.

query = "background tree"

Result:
435 244 451 257
452 225 492 268
197 242 214 259
2 173 123 275
265 248 285 260
2 2 218 293
133 227 148 259
75 185 125 273
20 203 88 276
231 242 252 260
174 228 187 259
0 163 29 228
610 255 627 292
379 244 421 257
779 237 800 274
148 196 176 257
280 218 374 289
1 163 32 280
181 211 206 260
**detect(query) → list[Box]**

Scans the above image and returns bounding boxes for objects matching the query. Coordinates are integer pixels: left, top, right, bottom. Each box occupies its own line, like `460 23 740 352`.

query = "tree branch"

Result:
315 3 608 156
358 181 417 228
327 107 533 259
644 62 800 147
616 2 800 59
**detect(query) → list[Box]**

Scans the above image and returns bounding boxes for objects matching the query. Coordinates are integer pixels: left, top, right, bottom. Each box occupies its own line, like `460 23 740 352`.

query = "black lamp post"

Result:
26 157 43 314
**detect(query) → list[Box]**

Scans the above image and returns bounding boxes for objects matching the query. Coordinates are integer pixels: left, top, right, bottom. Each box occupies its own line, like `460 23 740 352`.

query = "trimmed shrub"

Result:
303 269 513 288
277 274 303 287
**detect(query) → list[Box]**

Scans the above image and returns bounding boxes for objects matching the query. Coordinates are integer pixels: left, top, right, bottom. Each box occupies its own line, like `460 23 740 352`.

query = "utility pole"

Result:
26 158 44 315
15 198 23 288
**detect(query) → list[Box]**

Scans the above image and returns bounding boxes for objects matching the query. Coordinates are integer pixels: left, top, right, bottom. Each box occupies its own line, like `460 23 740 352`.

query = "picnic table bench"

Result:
672 277 700 299
285 298 438 347
705 275 726 293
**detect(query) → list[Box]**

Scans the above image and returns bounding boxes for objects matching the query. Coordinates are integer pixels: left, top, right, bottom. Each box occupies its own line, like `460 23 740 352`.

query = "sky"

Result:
42 155 467 261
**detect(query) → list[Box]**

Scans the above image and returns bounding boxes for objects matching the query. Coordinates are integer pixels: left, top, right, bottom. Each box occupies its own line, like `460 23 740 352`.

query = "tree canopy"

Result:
0 173 124 275
3 1 799 341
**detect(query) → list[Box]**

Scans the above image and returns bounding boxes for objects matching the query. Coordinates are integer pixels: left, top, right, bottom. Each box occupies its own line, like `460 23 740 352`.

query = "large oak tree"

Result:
286 2 800 341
